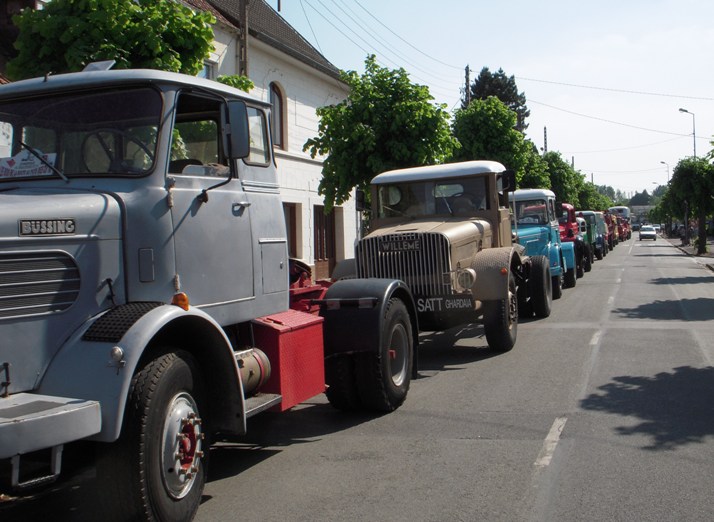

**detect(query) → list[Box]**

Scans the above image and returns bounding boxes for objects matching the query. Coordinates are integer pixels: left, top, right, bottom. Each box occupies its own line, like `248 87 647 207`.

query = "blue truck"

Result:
510 189 577 298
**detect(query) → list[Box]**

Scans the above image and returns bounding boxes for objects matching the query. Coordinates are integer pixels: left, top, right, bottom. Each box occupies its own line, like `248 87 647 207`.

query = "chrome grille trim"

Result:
0 252 80 319
356 233 453 296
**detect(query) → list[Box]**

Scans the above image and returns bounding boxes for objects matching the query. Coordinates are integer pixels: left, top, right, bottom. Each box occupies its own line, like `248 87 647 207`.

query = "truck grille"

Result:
356 233 452 296
0 252 80 319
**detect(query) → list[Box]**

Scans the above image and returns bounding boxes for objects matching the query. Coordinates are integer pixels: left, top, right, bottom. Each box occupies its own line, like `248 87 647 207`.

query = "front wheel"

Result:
483 271 518 352
354 297 414 412
583 245 592 272
97 351 207 522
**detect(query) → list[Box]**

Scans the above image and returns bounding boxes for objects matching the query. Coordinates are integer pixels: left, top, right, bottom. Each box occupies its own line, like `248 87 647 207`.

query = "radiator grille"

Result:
356 233 452 296
0 252 80 319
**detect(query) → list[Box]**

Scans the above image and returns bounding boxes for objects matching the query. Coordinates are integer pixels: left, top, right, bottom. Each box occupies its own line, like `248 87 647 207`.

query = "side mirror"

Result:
501 169 517 192
222 100 250 159
355 189 367 212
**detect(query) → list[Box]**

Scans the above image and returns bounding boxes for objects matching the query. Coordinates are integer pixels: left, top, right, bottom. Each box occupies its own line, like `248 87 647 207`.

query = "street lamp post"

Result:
678 108 696 158
660 160 670 184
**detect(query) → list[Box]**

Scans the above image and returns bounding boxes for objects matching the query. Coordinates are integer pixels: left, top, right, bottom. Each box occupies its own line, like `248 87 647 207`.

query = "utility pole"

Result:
238 0 250 77
464 65 470 106
543 126 548 153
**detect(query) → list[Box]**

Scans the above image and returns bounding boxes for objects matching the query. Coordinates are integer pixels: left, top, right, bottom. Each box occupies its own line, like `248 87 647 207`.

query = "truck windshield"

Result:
0 86 161 180
376 176 488 218
515 199 548 225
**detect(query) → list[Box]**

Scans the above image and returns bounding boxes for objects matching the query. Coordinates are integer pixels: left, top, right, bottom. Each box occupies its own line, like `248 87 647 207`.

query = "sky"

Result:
267 0 713 196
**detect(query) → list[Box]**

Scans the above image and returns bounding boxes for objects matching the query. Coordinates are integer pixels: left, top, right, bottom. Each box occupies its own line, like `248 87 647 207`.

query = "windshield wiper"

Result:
19 141 69 183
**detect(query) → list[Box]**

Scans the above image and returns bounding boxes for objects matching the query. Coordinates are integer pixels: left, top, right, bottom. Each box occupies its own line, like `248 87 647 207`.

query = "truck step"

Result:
244 393 282 418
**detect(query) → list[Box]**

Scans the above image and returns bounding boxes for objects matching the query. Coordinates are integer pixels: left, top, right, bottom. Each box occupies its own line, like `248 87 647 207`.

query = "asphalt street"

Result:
3 234 714 521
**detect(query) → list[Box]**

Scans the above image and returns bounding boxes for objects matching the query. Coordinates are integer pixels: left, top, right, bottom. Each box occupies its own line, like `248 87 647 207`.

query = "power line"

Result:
353 0 462 70
529 99 691 137
518 76 714 101
298 0 461 103
559 136 687 154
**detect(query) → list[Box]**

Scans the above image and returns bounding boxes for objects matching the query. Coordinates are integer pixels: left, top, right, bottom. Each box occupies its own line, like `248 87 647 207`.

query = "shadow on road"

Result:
649 275 714 285
580 366 714 451
612 297 714 321
417 324 501 373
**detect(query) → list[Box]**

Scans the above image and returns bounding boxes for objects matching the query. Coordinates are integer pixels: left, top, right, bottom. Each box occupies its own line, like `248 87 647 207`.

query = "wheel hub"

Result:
161 392 204 499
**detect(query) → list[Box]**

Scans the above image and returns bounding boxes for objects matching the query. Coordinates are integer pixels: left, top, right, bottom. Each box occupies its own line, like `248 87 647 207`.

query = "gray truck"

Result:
0 63 420 521
338 161 552 352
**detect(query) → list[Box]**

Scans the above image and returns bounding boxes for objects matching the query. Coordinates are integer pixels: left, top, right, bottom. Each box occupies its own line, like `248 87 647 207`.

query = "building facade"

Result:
192 0 355 280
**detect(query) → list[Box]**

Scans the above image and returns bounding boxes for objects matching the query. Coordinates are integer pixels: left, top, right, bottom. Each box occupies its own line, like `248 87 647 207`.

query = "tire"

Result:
97 351 207 522
354 298 413 412
595 244 603 261
552 272 563 300
576 255 585 278
583 245 592 272
530 256 552 318
325 354 361 411
564 267 577 288
483 271 518 352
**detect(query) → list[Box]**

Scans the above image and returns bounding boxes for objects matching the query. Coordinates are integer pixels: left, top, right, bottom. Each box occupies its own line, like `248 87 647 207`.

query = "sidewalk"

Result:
663 233 714 271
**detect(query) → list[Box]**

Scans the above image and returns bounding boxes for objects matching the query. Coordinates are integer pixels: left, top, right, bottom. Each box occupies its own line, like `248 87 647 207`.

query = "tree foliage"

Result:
304 55 457 211
452 96 548 188
7 0 215 80
464 67 530 132
542 151 583 204
217 75 254 93
669 157 714 253
577 182 613 210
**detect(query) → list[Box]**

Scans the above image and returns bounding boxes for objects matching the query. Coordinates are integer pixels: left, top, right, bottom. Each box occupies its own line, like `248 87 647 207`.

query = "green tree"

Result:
464 67 530 132
7 0 215 80
670 157 714 254
629 191 651 206
542 151 583 204
217 75 254 93
452 96 548 188
304 55 457 211
578 182 613 210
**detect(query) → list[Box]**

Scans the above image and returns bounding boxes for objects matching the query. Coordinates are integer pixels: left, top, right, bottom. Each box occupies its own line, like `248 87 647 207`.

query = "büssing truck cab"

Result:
343 161 553 352
510 189 577 299
0 64 419 521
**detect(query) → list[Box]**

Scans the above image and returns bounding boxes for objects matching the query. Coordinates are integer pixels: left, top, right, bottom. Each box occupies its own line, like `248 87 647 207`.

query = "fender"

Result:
318 278 418 368
547 241 563 277
560 240 576 272
38 303 245 442
471 247 519 301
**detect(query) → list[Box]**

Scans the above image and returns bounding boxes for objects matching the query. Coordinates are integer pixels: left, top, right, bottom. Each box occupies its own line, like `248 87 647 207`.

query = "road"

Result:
4 235 714 521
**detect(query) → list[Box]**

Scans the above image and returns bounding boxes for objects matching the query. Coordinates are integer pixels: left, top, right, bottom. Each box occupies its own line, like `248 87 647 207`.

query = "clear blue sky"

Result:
268 0 713 195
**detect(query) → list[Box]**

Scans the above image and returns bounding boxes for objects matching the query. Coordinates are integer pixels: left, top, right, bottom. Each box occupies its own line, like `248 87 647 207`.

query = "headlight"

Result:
456 268 477 291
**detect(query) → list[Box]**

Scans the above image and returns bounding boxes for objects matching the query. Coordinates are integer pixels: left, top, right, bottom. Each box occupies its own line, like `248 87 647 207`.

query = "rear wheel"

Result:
483 272 518 352
564 266 577 288
325 355 361 411
530 256 552 318
552 271 563 300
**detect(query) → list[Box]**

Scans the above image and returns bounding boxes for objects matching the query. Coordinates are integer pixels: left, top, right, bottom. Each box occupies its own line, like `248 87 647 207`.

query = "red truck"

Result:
558 202 592 277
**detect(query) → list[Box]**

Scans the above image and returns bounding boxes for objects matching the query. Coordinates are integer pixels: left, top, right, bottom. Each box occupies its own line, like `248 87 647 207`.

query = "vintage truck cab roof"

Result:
0 67 269 107
371 160 506 184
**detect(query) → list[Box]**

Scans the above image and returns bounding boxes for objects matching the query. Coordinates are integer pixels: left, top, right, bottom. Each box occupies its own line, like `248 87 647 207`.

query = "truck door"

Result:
168 93 255 312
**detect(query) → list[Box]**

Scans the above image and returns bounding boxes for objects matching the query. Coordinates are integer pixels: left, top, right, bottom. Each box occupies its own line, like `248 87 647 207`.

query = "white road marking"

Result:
534 416 568 468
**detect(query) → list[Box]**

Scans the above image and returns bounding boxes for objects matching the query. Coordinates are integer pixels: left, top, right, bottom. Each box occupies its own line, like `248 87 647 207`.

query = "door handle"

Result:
233 201 251 212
